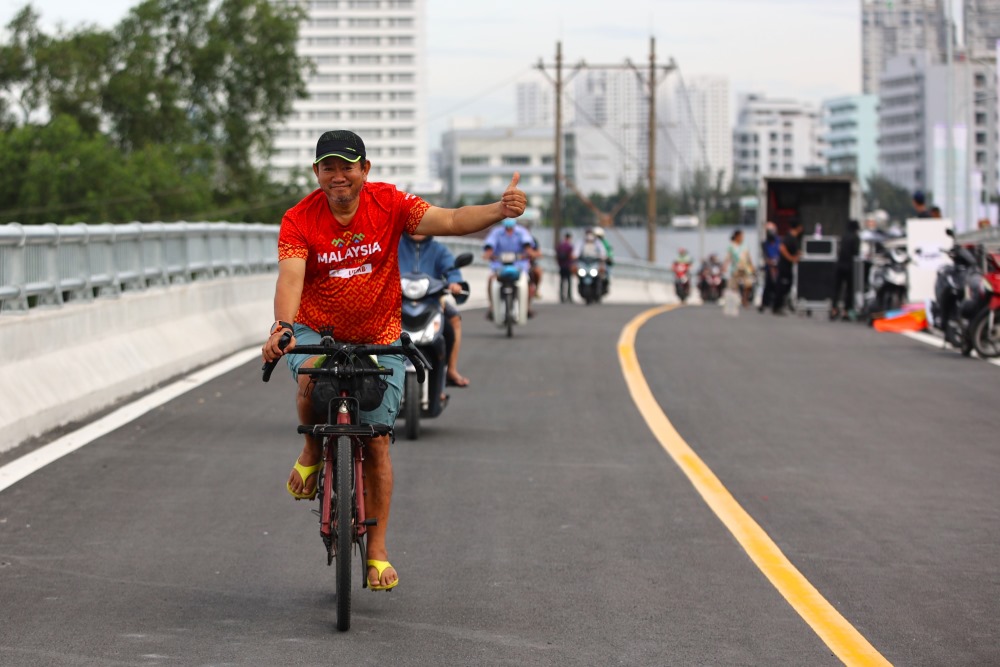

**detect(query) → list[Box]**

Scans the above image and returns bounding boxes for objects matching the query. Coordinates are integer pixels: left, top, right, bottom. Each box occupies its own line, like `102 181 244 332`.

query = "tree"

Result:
0 0 309 224
865 174 914 223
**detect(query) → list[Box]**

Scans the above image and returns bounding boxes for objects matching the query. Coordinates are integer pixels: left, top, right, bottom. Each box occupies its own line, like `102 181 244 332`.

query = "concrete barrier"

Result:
0 266 677 454
0 275 274 454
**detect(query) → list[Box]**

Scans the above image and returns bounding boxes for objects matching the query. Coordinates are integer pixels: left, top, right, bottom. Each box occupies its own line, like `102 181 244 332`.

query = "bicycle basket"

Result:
310 352 388 418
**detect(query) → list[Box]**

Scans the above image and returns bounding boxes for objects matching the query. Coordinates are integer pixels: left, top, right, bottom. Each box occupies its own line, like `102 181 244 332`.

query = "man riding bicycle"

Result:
261 130 526 592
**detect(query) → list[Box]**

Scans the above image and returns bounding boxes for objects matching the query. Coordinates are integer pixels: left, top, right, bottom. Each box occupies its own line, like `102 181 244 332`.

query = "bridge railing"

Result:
0 222 279 313
0 222 674 314
437 237 675 283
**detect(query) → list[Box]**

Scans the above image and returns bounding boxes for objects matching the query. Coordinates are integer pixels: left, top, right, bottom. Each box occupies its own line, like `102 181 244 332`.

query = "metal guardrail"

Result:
437 237 675 283
0 222 278 313
0 223 674 314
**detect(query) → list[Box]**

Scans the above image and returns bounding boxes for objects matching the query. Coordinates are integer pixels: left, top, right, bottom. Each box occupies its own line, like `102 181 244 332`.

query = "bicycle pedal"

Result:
361 518 377 526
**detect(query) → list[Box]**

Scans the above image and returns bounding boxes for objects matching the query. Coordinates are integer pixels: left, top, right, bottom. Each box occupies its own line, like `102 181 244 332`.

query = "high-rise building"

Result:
570 70 649 191
732 94 823 191
822 94 879 188
271 0 428 189
862 0 946 94
659 75 732 192
964 0 1000 53
877 49 999 228
516 81 569 127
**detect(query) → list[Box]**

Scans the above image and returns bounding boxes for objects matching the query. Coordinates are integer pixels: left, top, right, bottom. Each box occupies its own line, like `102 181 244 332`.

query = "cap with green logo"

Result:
314 130 366 164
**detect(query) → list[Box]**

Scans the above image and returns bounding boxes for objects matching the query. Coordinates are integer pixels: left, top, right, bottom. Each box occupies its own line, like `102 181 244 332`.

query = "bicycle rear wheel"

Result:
334 435 354 631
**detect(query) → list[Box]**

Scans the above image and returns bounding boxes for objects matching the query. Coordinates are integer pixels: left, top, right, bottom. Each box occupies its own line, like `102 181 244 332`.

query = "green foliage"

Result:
865 174 917 223
0 0 309 224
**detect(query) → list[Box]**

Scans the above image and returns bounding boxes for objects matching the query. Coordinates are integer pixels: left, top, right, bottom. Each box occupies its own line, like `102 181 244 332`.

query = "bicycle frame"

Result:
318 395 369 549
262 330 430 632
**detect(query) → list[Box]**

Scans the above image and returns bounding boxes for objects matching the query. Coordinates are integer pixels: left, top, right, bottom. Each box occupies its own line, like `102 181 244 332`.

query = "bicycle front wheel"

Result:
334 435 354 631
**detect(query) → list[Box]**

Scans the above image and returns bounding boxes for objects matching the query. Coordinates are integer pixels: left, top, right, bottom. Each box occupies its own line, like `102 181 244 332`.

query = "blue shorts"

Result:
285 323 405 428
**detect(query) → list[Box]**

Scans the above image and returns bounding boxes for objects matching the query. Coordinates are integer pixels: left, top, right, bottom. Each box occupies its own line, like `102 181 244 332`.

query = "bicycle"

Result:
262 329 430 632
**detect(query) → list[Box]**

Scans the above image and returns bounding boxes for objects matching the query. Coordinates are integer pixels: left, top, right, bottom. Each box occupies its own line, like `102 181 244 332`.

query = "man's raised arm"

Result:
415 173 526 237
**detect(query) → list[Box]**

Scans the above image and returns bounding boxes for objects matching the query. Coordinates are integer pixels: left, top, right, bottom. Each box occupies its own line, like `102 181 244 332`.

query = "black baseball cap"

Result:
314 130 366 164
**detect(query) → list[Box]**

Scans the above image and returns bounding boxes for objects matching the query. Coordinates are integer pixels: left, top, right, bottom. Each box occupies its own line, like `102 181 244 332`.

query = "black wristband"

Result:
270 320 294 335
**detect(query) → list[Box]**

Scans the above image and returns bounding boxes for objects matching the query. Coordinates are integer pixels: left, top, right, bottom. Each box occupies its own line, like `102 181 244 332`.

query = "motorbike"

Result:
698 262 725 303
490 252 530 338
399 253 473 439
672 261 692 303
965 248 1000 358
929 230 981 355
863 242 910 319
577 257 605 305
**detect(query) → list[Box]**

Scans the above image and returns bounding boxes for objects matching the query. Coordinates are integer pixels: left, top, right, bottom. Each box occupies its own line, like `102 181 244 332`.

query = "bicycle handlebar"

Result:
261 331 431 384
261 331 292 382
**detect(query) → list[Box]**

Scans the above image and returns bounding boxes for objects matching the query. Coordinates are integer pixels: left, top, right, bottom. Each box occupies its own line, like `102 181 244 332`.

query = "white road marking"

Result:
901 330 1000 367
0 347 262 494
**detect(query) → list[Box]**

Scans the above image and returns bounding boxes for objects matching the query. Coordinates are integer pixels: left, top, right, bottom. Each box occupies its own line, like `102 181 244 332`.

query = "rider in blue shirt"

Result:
482 218 537 317
398 232 470 386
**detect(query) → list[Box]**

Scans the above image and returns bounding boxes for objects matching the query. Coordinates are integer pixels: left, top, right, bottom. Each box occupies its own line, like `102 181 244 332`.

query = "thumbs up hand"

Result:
500 172 526 219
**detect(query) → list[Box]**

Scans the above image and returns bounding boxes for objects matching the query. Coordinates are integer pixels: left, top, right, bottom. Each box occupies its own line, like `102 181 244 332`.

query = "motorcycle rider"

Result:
574 228 608 301
593 227 614 294
398 232 470 387
698 253 726 298
672 247 694 302
522 219 545 299
483 218 536 318
674 247 694 269
575 228 608 267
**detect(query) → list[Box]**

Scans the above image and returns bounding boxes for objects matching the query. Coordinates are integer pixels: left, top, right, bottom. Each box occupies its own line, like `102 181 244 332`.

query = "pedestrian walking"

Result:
556 232 575 303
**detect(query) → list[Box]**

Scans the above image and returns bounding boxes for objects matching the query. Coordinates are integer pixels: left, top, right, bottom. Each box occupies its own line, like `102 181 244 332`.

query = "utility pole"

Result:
537 42 583 248
554 42 563 248
647 38 658 263
627 38 675 262
539 40 675 258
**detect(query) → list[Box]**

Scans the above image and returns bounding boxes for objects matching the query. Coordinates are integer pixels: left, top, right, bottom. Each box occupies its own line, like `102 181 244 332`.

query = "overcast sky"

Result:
3 0 865 143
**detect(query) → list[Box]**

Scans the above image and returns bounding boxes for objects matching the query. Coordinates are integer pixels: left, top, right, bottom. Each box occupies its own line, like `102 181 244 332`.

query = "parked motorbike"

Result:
966 248 1000 358
698 261 725 303
929 230 980 355
672 261 691 303
863 243 910 319
399 253 473 439
490 252 530 338
577 257 605 305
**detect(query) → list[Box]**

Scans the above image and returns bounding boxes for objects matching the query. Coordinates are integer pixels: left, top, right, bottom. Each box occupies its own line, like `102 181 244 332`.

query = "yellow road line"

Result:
618 304 891 667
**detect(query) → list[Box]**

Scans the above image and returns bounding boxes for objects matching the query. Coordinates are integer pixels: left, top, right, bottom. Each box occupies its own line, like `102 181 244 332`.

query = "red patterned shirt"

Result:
278 183 430 344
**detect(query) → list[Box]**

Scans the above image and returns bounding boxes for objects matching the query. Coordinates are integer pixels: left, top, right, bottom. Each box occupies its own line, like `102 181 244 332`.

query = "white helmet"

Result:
593 227 605 237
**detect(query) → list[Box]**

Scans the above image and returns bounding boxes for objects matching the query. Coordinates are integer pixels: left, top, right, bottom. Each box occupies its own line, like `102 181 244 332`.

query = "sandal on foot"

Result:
287 460 322 500
367 559 399 591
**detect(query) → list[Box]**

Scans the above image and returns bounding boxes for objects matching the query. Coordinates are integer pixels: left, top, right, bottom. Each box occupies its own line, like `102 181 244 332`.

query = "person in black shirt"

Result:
830 219 861 321
774 220 803 315
912 190 932 218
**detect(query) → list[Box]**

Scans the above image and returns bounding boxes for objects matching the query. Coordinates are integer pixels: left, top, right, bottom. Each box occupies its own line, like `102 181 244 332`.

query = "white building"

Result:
879 50 998 228
270 0 429 189
516 81 571 127
862 0 947 95
659 75 732 192
439 125 556 207
732 94 823 191
822 94 879 188
570 70 649 192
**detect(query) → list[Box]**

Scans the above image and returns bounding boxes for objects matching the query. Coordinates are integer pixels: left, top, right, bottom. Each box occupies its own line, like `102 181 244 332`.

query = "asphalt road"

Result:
1 301 997 666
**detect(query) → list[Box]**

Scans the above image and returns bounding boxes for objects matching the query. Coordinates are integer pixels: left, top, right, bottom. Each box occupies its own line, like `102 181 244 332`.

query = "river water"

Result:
534 224 760 267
